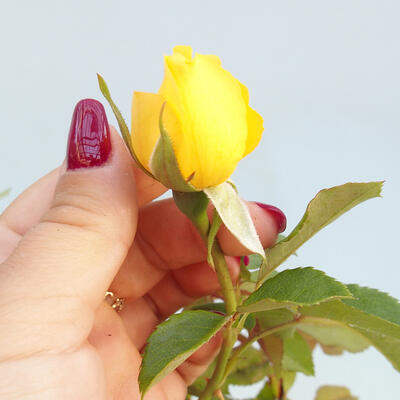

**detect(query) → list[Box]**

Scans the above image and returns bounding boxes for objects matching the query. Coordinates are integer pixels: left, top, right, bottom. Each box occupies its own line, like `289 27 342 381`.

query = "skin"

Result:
0 128 279 400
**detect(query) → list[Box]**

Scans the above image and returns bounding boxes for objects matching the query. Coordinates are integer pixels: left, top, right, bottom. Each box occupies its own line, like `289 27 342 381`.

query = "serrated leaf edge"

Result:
241 267 352 312
260 181 384 283
139 311 229 395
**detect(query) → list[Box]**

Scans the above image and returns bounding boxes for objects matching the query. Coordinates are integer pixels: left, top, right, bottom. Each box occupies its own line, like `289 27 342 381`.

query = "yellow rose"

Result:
131 45 263 189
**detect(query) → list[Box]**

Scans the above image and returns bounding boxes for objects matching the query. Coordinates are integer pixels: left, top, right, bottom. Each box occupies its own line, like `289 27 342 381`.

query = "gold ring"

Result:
105 291 125 312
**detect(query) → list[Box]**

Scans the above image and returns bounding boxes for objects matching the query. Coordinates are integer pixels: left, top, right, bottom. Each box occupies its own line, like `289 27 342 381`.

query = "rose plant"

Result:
98 46 400 400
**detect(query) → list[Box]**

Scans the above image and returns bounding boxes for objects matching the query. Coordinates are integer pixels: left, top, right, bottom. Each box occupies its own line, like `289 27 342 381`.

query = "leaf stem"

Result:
223 319 301 381
195 226 237 400
174 193 239 400
189 204 237 315
199 319 236 400
211 242 237 315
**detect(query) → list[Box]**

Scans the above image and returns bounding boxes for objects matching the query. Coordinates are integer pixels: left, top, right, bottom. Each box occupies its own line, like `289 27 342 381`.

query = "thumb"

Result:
0 99 138 358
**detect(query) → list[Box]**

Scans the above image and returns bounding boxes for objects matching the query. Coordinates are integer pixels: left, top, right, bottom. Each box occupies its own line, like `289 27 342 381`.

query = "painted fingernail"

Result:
67 99 111 170
255 203 287 233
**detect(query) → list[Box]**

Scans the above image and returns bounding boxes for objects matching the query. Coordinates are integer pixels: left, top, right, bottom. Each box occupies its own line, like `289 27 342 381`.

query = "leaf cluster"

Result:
137 181 400 399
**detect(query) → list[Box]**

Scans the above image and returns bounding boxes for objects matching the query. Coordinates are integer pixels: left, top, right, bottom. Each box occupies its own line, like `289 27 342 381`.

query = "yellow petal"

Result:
131 91 181 172
239 81 249 103
244 106 263 156
172 45 192 60
159 52 248 188
238 81 264 156
201 54 222 67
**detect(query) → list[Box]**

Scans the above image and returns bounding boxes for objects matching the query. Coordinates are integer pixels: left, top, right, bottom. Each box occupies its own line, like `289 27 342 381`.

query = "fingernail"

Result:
255 203 287 233
67 99 111 170
235 256 250 266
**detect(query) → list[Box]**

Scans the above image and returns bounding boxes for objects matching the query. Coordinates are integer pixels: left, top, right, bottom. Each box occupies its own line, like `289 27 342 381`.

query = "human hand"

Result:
0 99 285 399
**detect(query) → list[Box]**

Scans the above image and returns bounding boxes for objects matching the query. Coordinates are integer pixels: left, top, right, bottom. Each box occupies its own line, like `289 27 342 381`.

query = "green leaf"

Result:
260 181 383 283
300 300 400 371
296 318 370 353
247 254 264 270
260 369 296 399
96 74 153 177
239 260 252 281
139 310 228 395
256 308 296 330
261 334 284 375
190 302 255 330
204 182 265 257
282 331 314 375
191 302 226 314
239 267 351 313
256 382 275 400
299 285 400 362
314 385 358 400
226 346 269 385
320 344 344 355
0 188 11 199
244 313 256 331
151 106 197 192
342 284 400 325
281 370 297 393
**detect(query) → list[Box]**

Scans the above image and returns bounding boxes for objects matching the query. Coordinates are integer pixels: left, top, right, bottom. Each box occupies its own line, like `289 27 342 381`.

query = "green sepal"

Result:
96 74 154 178
204 182 265 257
151 104 197 192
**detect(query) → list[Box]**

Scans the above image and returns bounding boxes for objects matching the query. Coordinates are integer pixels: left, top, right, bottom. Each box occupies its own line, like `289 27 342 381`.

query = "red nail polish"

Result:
67 99 111 170
255 202 287 233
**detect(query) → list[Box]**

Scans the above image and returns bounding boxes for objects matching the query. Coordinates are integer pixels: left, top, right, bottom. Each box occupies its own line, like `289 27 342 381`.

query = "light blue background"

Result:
1 1 399 398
